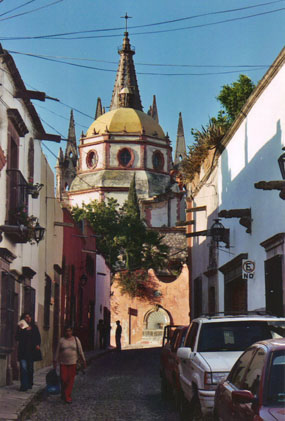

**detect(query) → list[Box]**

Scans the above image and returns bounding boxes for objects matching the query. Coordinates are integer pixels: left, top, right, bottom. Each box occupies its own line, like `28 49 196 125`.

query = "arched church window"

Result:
118 147 134 168
86 150 98 169
152 150 164 171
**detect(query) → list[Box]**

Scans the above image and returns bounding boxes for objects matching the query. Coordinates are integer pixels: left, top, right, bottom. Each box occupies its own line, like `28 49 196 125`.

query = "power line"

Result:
5 50 270 69
0 0 37 18
7 50 269 76
0 0 64 22
0 0 283 39
25 81 95 120
36 104 89 130
39 115 65 137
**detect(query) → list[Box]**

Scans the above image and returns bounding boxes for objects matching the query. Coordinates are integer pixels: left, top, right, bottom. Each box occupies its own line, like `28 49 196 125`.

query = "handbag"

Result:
46 369 60 395
75 336 85 375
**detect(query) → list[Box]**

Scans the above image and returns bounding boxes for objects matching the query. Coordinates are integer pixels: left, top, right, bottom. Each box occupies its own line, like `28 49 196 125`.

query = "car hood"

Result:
200 351 242 372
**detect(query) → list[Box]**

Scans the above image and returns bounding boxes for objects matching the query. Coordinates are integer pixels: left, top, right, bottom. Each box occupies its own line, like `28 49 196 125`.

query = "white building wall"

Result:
217 55 285 312
95 254 110 348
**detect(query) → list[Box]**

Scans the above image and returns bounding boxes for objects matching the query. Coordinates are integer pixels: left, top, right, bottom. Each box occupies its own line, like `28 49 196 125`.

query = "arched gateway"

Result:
142 306 171 345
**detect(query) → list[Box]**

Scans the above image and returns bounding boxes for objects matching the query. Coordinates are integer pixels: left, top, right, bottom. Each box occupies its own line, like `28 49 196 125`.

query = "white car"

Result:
177 314 285 420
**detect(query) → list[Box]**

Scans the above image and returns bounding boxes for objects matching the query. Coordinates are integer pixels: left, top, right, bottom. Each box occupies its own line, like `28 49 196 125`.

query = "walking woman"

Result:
16 313 42 392
54 326 86 404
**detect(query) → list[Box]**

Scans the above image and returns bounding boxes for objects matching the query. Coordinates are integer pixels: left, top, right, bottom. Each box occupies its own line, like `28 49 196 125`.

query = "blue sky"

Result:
1 0 285 171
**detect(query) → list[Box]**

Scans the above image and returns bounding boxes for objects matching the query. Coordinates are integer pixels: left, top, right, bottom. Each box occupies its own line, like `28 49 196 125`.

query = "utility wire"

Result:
36 104 89 130
7 50 268 76
25 80 95 120
5 50 270 69
0 0 283 39
0 0 64 22
0 0 37 18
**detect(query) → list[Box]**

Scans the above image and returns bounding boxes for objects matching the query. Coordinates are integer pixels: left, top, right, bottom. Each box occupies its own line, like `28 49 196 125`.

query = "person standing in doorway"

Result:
53 326 86 404
16 313 42 392
115 320 122 351
97 319 105 350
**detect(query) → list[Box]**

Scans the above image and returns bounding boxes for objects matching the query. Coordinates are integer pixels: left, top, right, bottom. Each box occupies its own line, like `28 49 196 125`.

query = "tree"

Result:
181 74 256 182
72 179 169 300
217 74 255 124
72 197 121 271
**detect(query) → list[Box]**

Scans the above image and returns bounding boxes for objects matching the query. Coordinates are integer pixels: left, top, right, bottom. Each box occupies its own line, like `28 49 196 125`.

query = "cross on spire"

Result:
121 12 132 32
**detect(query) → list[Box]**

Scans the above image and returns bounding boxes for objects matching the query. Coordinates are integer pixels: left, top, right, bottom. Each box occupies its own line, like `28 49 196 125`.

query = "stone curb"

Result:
0 348 114 421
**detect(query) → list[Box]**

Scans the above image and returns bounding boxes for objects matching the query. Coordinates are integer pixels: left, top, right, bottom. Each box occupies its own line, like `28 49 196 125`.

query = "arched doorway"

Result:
142 306 171 345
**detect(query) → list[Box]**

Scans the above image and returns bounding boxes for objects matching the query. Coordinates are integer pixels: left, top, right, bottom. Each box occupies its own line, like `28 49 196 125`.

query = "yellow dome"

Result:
86 108 165 138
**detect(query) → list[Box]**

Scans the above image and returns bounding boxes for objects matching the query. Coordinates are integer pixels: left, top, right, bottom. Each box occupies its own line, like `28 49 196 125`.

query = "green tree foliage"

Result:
217 74 255 124
182 74 256 182
72 197 120 271
72 178 169 300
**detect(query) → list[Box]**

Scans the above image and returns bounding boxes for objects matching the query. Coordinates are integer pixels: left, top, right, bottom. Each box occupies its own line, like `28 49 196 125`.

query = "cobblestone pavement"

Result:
26 347 180 421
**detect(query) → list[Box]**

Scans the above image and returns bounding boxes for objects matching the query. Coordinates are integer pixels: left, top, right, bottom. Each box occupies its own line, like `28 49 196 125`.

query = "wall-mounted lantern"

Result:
255 147 285 200
33 221 45 244
210 219 230 247
186 218 230 248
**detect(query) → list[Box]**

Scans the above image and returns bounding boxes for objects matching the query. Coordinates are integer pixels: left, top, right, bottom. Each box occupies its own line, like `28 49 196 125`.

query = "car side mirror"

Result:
232 390 254 404
177 347 192 360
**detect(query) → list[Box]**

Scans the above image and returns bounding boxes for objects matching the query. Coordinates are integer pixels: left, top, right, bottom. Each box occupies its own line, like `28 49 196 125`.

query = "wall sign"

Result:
242 259 255 280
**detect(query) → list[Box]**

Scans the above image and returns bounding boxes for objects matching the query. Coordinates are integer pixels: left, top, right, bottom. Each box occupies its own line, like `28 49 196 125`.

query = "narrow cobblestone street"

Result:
27 347 180 421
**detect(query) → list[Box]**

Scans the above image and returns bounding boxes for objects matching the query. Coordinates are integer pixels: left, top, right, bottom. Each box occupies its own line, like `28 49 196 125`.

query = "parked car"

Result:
177 314 285 420
160 325 188 406
214 338 285 421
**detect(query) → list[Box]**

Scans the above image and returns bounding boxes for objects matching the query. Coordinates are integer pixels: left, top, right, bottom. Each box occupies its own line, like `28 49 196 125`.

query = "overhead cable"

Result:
7 50 268 76
0 0 37 18
0 0 64 22
0 0 283 39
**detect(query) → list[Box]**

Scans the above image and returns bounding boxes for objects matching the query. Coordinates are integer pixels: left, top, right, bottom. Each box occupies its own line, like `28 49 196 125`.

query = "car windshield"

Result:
265 350 285 406
197 321 285 352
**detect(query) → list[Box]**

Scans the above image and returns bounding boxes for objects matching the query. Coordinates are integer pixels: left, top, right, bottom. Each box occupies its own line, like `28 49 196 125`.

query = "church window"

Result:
118 147 133 168
86 150 98 169
152 150 164 171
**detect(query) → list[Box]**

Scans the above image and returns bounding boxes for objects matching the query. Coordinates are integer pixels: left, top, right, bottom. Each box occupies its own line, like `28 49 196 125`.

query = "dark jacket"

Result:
16 324 41 361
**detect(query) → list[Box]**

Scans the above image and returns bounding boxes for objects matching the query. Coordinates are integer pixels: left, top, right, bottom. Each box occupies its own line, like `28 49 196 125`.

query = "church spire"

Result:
148 95 159 123
110 30 143 111
174 112 187 165
95 97 103 120
66 110 76 149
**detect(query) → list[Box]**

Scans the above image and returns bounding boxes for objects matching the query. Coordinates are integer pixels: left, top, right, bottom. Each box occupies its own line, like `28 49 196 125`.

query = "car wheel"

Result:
189 396 203 421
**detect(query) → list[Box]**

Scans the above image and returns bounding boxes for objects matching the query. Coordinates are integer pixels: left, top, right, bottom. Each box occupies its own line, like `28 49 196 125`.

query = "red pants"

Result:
60 364 76 402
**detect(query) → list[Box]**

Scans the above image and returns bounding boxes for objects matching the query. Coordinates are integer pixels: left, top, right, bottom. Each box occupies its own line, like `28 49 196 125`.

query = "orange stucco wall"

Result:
110 264 190 347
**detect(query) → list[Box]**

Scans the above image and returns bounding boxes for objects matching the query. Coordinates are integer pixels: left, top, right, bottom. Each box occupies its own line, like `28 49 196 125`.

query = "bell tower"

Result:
56 110 78 200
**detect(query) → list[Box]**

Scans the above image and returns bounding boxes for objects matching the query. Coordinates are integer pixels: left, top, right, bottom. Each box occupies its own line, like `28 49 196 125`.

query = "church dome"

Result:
86 108 165 138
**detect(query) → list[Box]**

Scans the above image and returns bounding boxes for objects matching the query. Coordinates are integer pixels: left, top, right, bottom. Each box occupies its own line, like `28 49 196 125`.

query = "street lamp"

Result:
33 221 45 244
278 147 285 180
210 219 226 243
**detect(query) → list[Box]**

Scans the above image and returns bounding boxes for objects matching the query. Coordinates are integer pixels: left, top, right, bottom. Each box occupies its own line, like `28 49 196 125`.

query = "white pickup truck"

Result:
177 314 285 420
